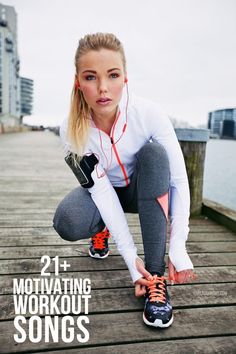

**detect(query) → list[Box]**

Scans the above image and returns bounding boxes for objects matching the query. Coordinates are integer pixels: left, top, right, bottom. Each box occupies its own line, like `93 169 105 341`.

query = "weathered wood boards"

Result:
0 131 235 353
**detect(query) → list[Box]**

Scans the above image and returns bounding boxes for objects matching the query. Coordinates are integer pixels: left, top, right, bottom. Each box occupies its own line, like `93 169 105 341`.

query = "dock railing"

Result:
175 128 210 216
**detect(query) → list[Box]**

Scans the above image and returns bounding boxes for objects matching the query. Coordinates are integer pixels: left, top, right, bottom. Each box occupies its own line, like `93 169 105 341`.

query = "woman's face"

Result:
77 49 126 120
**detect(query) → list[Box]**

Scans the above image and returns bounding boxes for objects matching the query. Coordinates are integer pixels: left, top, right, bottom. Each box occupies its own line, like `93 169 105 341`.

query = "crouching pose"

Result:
53 32 196 328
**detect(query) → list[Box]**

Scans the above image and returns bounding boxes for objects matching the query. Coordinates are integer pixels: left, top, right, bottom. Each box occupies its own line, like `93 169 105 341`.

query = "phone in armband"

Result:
64 152 99 188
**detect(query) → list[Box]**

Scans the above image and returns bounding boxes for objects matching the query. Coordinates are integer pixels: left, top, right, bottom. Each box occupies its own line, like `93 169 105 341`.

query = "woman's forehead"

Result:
78 49 123 70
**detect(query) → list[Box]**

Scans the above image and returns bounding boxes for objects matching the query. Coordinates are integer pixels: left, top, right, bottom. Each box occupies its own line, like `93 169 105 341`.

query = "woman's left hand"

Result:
168 257 197 284
134 258 153 297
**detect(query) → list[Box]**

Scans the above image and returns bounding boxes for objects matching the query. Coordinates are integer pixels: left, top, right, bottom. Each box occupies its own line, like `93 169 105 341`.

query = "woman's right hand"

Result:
134 258 153 297
168 257 196 284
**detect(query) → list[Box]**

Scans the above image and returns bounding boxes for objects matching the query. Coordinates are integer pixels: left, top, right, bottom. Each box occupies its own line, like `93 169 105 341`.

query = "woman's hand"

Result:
134 258 153 297
168 257 197 284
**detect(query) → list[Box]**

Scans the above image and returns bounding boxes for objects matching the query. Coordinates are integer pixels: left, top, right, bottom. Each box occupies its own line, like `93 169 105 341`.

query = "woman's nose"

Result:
98 79 108 93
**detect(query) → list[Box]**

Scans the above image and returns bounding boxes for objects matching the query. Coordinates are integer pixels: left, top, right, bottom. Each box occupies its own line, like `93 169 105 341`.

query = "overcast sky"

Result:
2 0 236 127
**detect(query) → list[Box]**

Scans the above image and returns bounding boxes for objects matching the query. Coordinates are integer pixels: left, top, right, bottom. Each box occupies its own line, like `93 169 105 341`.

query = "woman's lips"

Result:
96 98 112 105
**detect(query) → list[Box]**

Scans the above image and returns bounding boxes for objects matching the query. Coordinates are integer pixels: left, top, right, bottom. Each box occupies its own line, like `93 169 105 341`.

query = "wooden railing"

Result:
175 128 210 216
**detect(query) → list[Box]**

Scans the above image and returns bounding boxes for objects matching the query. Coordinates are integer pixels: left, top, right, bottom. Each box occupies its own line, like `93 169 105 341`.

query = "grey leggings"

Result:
53 142 170 275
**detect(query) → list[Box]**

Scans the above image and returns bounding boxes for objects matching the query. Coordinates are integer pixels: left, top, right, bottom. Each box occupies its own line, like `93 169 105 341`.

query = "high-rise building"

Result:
0 3 33 132
20 77 33 122
208 108 236 139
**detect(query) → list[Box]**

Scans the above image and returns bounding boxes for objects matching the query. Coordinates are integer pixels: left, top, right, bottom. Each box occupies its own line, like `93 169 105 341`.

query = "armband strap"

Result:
65 152 98 188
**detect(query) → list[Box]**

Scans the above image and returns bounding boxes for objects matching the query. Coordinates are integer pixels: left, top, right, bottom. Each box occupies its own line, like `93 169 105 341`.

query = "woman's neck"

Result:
92 107 118 135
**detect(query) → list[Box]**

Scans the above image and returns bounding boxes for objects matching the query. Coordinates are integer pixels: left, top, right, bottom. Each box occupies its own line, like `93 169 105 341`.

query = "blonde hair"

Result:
67 32 127 156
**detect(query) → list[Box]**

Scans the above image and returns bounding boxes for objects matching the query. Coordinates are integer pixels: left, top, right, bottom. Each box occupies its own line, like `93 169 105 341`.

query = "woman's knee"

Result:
136 142 170 198
137 141 169 171
53 202 83 241
52 187 103 242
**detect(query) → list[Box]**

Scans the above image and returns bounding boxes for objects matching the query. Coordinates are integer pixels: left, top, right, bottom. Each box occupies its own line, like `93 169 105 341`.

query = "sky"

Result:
2 0 236 127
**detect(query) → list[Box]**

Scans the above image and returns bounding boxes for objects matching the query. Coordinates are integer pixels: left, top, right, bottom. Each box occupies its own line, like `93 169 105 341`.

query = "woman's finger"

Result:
135 284 140 297
135 284 146 297
177 271 189 283
168 258 176 285
135 277 151 287
176 269 196 284
135 258 153 280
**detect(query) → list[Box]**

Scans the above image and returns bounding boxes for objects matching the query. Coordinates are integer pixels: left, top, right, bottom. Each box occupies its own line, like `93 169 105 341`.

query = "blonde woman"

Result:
53 32 195 328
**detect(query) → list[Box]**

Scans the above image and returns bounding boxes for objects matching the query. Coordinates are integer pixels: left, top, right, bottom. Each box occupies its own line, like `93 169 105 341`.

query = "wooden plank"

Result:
0 217 230 231
1 266 236 295
203 199 236 222
1 282 236 321
0 306 235 353
0 224 234 239
0 209 55 214
0 253 236 275
0 181 72 188
0 232 235 246
0 242 236 259
0 213 219 226
0 227 56 237
30 336 236 354
0 218 229 231
0 207 219 228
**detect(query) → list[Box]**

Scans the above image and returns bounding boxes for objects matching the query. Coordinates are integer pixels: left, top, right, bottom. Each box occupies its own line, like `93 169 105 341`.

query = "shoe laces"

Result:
92 228 110 249
147 275 167 303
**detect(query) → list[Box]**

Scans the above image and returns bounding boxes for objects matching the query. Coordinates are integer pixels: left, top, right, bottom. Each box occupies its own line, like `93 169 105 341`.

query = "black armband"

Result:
64 152 99 188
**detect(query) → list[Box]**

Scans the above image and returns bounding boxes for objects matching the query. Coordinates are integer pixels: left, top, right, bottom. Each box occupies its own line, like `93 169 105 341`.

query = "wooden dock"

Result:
0 131 236 353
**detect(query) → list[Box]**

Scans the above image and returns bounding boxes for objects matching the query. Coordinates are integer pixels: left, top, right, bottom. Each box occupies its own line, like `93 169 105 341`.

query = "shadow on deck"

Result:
0 131 235 353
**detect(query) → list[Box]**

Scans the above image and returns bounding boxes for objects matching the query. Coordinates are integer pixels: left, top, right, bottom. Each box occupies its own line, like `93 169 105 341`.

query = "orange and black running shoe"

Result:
89 227 110 259
143 274 173 328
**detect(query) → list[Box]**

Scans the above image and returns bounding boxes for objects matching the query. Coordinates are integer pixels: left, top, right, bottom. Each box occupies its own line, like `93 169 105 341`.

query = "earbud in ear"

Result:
75 78 80 90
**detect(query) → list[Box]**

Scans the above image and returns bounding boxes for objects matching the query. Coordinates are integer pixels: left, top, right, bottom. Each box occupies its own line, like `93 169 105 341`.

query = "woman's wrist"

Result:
168 247 194 272
123 254 143 283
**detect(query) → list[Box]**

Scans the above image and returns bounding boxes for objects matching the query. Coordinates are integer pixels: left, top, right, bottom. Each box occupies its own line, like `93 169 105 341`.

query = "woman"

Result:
53 32 195 328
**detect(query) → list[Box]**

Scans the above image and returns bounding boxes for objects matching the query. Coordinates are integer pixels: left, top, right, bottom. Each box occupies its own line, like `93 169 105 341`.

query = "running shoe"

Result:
89 227 110 259
143 274 173 328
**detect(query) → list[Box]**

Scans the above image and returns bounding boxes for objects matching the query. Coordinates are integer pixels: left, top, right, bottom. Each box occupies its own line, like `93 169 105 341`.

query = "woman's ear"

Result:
74 75 80 90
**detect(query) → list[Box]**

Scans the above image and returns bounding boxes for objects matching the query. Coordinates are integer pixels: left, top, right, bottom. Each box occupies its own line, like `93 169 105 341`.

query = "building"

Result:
208 108 236 139
20 77 33 123
0 3 33 133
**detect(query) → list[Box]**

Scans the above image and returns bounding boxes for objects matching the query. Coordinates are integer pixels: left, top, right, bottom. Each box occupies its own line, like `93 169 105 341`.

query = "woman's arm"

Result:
88 164 143 283
144 101 194 272
59 118 143 284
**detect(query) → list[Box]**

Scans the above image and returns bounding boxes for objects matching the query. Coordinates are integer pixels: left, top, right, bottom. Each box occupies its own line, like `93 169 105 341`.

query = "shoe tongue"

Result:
150 272 163 277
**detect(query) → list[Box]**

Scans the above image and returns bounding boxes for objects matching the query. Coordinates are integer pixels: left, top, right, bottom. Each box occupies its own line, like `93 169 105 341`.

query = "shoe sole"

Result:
89 249 110 259
143 313 174 328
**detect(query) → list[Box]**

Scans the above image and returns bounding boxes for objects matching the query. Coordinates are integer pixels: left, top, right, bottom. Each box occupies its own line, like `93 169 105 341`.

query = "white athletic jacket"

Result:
60 88 194 283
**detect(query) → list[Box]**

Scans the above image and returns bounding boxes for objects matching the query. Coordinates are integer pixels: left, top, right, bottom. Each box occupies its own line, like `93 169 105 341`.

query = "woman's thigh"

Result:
53 186 105 241
114 162 139 213
114 141 170 212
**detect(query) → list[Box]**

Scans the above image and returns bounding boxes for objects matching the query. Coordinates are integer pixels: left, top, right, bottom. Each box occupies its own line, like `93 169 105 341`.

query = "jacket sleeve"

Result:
59 118 143 283
59 118 72 155
88 165 143 283
145 102 194 272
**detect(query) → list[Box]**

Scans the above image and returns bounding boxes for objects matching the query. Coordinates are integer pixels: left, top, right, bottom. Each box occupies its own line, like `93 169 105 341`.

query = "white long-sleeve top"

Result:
60 88 194 283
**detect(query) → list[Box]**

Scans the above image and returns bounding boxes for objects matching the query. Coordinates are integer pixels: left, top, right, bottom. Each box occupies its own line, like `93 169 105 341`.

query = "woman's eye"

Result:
85 75 95 81
110 73 119 78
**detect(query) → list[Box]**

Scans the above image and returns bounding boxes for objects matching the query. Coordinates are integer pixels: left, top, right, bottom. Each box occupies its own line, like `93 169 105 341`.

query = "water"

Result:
203 139 236 211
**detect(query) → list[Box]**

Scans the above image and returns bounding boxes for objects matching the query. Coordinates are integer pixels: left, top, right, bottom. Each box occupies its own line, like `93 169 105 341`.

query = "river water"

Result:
203 139 236 211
